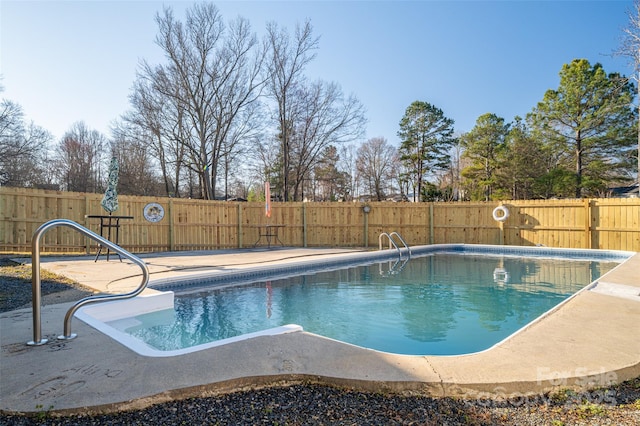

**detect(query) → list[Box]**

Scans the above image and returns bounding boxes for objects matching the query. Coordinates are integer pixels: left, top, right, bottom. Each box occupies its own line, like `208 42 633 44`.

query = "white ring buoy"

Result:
492 205 509 222
493 267 510 284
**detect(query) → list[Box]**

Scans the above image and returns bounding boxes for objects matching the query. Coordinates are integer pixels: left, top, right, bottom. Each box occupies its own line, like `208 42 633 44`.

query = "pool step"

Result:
589 281 640 302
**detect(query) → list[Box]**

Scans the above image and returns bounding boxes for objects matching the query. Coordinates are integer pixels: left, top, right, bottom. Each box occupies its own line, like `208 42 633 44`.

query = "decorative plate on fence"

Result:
143 203 165 223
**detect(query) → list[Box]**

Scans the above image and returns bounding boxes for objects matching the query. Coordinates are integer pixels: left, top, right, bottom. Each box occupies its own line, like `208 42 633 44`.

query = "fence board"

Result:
1 187 638 253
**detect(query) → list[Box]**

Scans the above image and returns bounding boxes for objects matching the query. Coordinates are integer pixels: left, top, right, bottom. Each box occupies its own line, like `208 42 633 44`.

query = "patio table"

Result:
85 215 134 261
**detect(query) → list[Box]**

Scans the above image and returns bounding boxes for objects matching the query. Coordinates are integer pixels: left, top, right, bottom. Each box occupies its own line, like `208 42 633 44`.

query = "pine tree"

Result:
460 113 509 201
397 101 456 202
530 59 637 198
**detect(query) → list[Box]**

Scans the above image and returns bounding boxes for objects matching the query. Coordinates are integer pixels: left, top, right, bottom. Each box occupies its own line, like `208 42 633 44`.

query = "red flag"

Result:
265 182 271 218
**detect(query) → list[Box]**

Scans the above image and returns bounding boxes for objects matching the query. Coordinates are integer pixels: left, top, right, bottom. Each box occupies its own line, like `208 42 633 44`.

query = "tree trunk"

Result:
576 130 583 198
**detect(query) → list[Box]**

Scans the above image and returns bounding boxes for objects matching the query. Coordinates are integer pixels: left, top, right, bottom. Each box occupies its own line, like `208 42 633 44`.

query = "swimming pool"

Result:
76 245 632 357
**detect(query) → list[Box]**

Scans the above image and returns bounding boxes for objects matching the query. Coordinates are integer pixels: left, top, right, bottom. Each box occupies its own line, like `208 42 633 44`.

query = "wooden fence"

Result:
1 187 638 254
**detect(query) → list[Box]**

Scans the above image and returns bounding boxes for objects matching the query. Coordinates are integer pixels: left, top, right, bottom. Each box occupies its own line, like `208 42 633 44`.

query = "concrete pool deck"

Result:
1 247 639 415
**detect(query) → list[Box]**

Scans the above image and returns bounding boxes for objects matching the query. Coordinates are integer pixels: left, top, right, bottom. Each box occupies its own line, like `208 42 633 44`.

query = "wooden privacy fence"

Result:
1 187 639 253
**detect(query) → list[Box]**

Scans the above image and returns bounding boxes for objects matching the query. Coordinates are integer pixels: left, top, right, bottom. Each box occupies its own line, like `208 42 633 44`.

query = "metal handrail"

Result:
389 232 412 258
378 232 411 259
379 232 400 253
27 219 149 346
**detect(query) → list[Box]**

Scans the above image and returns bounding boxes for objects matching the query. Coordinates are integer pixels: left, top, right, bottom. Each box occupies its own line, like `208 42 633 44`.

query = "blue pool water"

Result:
107 250 621 355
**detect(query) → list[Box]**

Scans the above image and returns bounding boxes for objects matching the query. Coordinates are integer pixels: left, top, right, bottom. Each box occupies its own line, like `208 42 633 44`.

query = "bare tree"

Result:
0 100 23 157
356 137 398 201
312 145 350 201
617 0 640 185
438 139 465 201
265 20 319 201
287 80 366 201
110 120 164 196
337 143 358 201
127 71 188 197
248 134 282 199
217 96 266 199
0 99 53 187
134 3 265 199
54 122 106 193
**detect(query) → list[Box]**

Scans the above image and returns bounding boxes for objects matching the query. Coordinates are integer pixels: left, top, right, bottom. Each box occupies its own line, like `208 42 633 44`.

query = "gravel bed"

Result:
0 257 95 312
1 256 639 425
1 381 639 425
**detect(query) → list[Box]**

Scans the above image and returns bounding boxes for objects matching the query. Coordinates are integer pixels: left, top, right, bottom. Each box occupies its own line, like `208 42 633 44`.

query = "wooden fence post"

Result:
302 203 307 247
84 194 91 254
498 204 504 245
237 203 243 248
363 206 370 247
429 203 434 245
584 198 592 249
168 199 175 251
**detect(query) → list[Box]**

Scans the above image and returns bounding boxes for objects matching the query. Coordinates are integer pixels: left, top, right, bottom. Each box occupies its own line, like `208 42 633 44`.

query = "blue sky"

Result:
0 0 634 147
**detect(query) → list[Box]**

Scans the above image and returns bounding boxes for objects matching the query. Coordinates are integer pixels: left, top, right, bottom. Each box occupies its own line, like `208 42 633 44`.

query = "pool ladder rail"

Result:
27 219 150 346
378 232 411 276
378 232 411 259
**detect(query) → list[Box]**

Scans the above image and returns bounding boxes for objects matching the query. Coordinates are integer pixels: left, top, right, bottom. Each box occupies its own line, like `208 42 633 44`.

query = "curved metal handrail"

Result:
378 232 411 259
28 219 149 346
378 232 400 253
389 232 412 258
